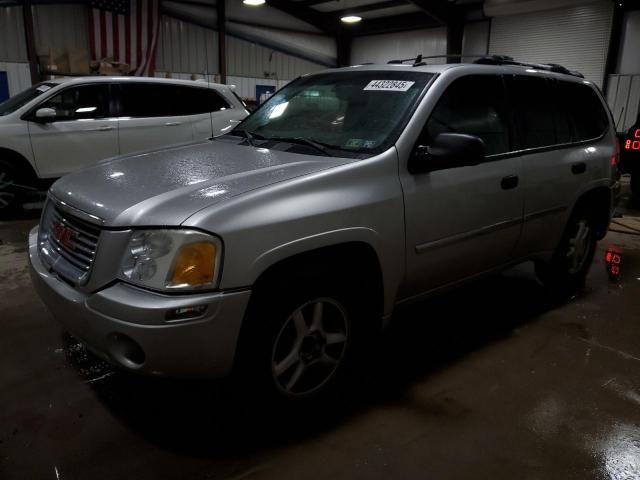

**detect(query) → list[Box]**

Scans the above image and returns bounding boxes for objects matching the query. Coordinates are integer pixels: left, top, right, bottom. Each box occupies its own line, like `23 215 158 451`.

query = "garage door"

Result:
489 1 614 87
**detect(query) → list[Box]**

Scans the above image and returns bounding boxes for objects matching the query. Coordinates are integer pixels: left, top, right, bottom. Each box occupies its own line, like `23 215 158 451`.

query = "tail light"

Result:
605 244 622 280
611 138 620 168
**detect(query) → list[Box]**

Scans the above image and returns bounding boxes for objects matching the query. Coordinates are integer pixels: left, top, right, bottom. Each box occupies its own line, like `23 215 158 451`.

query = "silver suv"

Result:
29 62 618 400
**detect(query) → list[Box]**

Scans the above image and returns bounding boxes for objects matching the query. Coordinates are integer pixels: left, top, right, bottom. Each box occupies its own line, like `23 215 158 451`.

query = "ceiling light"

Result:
341 15 362 24
243 0 265 5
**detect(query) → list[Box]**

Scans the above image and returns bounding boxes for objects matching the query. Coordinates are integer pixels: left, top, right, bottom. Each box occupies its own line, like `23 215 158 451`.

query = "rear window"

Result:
556 81 609 141
509 76 559 149
173 86 230 116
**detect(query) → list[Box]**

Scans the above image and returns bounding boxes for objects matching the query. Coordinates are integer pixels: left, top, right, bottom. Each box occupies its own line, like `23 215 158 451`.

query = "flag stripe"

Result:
88 9 96 61
112 12 119 62
99 11 107 60
89 0 159 77
136 0 143 74
118 15 126 65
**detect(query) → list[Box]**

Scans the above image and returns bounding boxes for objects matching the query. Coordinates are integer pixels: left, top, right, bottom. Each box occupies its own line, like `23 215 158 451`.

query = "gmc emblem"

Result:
51 221 76 249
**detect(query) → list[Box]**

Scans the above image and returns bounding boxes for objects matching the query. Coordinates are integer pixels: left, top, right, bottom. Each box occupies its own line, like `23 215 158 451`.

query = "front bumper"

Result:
29 227 251 378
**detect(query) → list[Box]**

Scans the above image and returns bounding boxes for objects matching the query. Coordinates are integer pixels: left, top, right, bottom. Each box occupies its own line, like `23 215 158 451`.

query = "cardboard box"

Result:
49 48 69 74
68 48 90 74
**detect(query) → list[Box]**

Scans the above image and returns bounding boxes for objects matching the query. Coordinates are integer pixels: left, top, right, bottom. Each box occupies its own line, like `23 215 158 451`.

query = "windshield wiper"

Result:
267 137 333 156
231 129 267 147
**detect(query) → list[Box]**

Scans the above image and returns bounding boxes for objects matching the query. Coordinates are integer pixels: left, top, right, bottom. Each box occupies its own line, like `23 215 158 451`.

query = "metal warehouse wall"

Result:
617 11 640 75
155 16 324 80
489 1 614 87
157 16 220 77
225 35 324 79
0 6 27 62
351 28 447 65
32 3 88 56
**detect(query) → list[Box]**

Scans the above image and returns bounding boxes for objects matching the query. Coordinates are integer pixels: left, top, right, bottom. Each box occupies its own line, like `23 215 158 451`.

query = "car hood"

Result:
51 139 356 227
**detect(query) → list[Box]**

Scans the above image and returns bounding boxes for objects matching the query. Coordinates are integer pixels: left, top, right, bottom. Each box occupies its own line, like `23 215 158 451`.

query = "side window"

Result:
39 84 111 121
119 83 176 117
557 81 609 141
174 87 231 116
422 75 509 156
510 76 558 149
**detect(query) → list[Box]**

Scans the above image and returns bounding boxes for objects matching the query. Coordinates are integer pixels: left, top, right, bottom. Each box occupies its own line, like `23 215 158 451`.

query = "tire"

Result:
0 159 22 215
234 267 374 405
535 205 597 296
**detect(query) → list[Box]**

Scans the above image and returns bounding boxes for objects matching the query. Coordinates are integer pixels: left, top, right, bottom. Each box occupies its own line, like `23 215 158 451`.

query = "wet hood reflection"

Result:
51 138 357 227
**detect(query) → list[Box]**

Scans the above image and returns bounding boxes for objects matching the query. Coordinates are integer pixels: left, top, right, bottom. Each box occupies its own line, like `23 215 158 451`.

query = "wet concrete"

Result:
2 182 640 480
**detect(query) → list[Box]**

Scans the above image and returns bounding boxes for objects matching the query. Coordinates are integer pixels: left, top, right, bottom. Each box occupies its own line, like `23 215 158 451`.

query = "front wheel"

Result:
535 208 597 295
235 272 372 404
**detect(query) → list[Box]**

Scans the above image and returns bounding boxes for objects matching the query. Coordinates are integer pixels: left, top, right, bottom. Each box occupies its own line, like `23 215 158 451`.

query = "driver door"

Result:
27 83 118 178
399 74 524 298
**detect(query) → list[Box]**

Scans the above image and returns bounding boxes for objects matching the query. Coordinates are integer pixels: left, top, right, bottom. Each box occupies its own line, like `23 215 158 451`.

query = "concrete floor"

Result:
2 184 640 480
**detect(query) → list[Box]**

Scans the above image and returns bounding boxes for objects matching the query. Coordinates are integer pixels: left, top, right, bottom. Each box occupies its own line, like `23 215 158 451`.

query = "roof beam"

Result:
406 0 457 24
349 12 440 37
265 0 337 34
330 0 408 17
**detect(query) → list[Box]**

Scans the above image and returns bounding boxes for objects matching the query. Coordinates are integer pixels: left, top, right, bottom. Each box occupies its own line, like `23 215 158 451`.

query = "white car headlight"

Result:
119 229 222 291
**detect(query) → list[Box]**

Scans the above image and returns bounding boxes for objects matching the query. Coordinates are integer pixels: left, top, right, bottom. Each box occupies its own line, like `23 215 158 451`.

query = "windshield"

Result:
0 82 56 117
229 70 434 156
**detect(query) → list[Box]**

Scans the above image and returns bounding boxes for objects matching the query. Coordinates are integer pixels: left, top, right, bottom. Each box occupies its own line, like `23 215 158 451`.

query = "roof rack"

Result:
473 55 584 78
388 54 426 67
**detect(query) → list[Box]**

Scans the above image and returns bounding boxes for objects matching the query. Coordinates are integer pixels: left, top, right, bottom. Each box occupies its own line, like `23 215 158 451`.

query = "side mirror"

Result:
409 133 485 174
34 107 57 122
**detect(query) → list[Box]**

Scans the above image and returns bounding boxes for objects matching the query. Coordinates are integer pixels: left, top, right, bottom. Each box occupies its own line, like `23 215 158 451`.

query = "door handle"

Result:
165 122 181 126
571 162 587 174
90 125 114 132
501 175 519 190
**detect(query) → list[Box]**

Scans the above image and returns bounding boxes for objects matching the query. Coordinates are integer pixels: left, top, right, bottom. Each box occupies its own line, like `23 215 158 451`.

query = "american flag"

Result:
89 0 160 77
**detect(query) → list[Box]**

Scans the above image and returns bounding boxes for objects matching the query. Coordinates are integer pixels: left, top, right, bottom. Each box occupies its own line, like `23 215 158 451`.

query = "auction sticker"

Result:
364 80 415 92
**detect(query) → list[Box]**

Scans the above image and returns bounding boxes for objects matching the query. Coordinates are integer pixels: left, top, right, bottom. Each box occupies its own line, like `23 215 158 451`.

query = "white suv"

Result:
0 77 248 212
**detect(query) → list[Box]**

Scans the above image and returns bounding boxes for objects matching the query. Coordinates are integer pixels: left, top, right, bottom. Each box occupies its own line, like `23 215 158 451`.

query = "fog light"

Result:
166 305 208 322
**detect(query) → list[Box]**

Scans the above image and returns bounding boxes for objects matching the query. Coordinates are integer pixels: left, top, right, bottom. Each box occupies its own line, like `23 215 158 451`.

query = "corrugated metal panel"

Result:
489 1 614 87
0 62 32 96
617 11 640 74
462 21 490 59
155 72 289 100
157 16 219 75
606 74 640 131
226 75 289 100
226 35 323 80
32 4 88 56
0 6 27 62
351 28 447 65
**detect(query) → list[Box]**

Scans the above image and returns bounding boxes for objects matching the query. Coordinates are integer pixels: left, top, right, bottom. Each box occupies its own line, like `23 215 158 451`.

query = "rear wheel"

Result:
535 206 597 295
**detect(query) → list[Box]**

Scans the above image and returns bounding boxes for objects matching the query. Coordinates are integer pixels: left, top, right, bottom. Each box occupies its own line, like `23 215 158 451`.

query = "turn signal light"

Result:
168 241 217 287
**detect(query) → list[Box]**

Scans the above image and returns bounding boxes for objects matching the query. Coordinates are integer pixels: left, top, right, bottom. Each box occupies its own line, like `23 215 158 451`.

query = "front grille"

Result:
38 200 102 285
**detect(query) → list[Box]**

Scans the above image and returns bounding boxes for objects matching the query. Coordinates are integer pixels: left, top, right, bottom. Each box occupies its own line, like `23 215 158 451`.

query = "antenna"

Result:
203 28 215 140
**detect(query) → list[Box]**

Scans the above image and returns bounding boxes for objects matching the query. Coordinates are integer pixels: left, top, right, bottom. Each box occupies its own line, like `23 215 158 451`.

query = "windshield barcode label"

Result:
364 80 415 92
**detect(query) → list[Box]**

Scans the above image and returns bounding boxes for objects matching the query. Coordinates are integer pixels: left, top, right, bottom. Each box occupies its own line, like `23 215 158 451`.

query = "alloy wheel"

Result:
271 298 348 396
566 219 592 275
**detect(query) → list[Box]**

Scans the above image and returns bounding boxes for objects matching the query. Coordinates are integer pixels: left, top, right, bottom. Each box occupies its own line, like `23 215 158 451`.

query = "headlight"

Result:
119 229 222 291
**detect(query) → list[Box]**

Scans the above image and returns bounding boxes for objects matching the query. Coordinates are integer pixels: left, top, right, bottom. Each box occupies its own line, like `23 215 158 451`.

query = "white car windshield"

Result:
0 82 56 117
229 70 435 156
